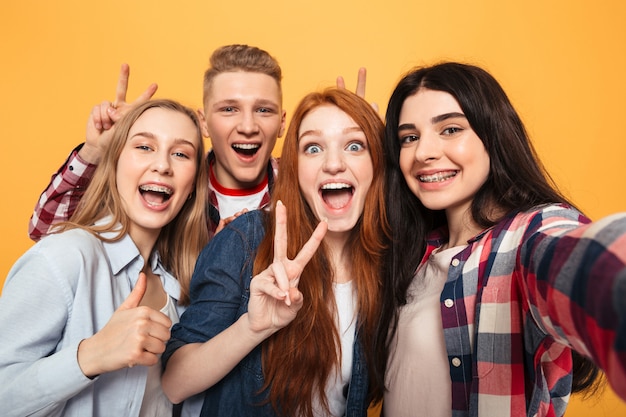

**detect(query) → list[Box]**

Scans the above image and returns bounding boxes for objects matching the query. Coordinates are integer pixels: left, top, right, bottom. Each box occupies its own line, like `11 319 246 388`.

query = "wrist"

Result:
77 338 100 379
77 143 103 165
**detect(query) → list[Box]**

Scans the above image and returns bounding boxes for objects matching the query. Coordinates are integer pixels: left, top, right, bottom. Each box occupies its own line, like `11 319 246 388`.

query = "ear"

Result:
197 108 210 138
278 109 287 138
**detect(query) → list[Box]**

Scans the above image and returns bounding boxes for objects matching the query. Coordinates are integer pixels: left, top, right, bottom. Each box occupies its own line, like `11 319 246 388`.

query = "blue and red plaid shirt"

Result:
423 203 626 417
28 145 278 241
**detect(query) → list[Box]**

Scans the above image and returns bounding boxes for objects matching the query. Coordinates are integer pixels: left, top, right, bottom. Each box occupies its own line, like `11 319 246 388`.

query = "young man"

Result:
28 45 286 239
29 45 370 240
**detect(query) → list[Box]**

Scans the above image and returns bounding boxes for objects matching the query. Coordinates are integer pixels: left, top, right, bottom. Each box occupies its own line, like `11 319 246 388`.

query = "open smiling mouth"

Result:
418 171 458 183
232 143 260 157
139 184 172 206
321 183 354 209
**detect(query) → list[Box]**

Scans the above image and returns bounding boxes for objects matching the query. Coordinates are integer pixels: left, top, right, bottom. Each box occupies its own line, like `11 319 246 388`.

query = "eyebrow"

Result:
130 132 198 148
211 98 280 108
398 112 466 131
298 126 363 140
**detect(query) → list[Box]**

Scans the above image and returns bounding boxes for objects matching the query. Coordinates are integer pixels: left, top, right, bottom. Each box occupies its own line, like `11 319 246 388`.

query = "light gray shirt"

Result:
0 226 182 417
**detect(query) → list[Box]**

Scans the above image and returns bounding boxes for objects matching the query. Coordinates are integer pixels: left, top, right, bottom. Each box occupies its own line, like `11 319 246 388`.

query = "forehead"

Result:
299 105 360 136
400 89 462 121
129 107 199 144
206 71 282 105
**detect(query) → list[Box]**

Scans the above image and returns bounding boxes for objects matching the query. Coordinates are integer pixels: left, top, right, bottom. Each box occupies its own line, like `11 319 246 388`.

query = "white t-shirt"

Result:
139 295 179 417
209 166 269 218
384 245 465 417
313 280 356 417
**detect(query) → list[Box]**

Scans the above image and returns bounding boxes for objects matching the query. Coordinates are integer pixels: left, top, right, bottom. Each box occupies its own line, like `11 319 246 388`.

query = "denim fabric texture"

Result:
164 210 370 417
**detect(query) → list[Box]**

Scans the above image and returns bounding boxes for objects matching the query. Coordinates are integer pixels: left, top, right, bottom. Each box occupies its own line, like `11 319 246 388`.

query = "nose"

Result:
413 132 442 163
237 111 260 136
322 147 346 174
151 151 172 175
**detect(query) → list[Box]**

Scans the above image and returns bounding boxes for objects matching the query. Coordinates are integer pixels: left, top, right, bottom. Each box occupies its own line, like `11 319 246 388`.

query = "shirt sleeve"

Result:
0 242 95 416
28 144 98 241
517 206 626 398
163 214 259 368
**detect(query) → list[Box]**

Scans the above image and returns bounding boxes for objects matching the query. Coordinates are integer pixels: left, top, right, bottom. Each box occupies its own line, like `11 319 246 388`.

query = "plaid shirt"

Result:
28 145 279 241
423 204 626 417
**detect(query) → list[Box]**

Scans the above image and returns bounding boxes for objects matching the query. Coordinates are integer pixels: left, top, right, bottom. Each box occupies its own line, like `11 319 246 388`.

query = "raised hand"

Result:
80 64 158 164
336 67 379 113
246 201 327 336
76 272 172 378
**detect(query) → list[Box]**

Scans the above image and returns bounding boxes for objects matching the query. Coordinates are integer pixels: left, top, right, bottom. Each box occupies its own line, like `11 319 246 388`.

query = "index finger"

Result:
336 75 347 90
113 63 130 107
355 67 367 98
273 200 287 262
290 220 327 277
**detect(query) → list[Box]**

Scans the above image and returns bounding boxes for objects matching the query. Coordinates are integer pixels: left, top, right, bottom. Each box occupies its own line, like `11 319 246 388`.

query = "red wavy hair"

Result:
253 88 389 416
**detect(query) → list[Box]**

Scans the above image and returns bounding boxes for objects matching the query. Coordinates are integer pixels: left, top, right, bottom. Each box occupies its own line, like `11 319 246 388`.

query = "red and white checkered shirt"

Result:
423 203 626 417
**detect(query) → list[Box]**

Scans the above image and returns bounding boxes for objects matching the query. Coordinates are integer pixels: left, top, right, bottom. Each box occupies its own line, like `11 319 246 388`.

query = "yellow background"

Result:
1 0 625 415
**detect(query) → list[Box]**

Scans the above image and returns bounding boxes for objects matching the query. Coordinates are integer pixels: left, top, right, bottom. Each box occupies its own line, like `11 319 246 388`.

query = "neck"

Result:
128 226 159 264
325 233 352 284
445 208 482 248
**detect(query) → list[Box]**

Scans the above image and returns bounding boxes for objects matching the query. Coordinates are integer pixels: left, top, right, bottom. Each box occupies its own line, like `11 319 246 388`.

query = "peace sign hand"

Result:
247 201 327 336
81 63 158 164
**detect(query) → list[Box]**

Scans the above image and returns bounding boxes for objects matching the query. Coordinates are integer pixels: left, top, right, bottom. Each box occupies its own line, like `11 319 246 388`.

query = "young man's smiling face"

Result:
201 71 285 189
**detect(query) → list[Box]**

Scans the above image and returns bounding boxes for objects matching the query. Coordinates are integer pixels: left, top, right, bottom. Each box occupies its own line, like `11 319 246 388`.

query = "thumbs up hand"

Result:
77 272 173 378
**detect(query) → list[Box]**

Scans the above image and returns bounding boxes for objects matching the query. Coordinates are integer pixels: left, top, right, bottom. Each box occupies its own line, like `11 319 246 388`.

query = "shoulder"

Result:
33 228 104 260
196 210 267 266
492 203 588 236
5 229 106 294
220 210 266 243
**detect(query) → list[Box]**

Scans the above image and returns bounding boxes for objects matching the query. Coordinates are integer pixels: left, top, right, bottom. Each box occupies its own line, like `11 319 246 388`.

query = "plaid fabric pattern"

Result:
28 146 97 241
29 146 279 240
423 204 626 417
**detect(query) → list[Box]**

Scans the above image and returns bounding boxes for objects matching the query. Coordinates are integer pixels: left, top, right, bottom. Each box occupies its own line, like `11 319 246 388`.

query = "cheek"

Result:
398 149 414 176
182 165 199 191
297 164 317 203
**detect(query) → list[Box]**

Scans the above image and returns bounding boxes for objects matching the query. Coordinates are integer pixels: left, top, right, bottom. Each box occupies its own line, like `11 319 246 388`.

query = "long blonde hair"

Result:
55 99 209 305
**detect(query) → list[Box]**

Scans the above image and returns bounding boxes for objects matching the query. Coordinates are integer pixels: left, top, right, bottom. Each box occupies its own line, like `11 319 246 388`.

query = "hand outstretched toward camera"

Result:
247 201 327 336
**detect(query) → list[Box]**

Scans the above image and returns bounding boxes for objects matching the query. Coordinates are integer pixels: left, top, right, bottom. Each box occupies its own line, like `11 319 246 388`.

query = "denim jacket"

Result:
164 210 370 417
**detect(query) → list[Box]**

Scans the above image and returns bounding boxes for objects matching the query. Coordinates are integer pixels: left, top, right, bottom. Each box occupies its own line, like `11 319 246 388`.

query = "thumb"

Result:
119 272 147 310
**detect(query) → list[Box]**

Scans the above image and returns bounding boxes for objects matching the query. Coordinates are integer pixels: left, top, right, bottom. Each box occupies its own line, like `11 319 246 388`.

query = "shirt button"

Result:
451 357 462 367
451 258 460 267
444 299 454 308
69 165 74 171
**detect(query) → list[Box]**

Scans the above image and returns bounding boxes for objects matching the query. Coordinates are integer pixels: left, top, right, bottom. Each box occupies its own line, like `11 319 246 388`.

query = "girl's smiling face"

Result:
117 107 200 244
297 104 373 236
398 88 490 223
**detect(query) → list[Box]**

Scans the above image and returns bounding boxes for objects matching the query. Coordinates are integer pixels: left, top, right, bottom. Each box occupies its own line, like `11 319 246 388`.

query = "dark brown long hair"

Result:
376 62 601 397
253 88 389 416
55 99 209 305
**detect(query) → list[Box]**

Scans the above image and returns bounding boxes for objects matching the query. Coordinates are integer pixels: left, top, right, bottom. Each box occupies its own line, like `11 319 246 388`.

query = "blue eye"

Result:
347 142 364 152
304 144 322 154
